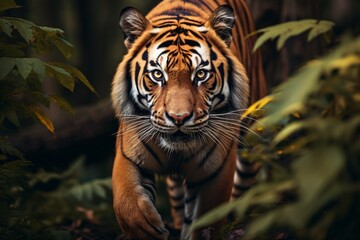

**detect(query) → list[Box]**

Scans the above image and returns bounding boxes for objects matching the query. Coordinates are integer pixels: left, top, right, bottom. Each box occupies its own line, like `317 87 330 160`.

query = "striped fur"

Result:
111 0 266 239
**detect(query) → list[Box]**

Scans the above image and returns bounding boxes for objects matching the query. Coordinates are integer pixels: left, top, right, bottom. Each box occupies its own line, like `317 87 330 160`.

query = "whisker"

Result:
210 118 263 140
210 124 251 150
210 108 264 116
113 120 150 136
203 127 227 154
211 115 263 126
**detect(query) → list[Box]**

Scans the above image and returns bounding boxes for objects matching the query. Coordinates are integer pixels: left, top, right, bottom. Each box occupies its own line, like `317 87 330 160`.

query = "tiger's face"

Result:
112 6 249 151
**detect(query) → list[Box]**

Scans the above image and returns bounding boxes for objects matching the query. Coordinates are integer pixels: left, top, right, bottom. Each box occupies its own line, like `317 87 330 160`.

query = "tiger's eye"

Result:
152 70 163 80
196 70 207 80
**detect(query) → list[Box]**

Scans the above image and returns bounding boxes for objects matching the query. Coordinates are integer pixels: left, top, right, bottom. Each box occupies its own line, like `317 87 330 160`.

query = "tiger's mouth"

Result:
163 130 193 142
159 130 204 152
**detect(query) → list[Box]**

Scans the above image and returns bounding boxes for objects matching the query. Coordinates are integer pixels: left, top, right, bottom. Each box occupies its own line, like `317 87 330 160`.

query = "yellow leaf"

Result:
241 95 273 120
30 106 55 134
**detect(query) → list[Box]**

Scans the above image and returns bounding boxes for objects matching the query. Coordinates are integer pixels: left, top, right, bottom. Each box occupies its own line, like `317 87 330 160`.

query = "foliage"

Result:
251 19 334 51
0 0 96 133
0 1 117 239
0 157 115 239
193 21 360 239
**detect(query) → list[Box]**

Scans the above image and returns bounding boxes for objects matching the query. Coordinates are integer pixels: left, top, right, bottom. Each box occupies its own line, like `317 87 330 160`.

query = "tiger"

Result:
111 0 266 239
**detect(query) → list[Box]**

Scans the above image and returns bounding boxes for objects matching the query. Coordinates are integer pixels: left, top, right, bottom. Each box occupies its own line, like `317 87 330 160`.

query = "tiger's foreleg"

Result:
166 176 185 230
112 135 169 240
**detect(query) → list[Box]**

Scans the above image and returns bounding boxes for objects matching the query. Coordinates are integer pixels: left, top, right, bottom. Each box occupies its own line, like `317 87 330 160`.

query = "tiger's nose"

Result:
165 111 192 126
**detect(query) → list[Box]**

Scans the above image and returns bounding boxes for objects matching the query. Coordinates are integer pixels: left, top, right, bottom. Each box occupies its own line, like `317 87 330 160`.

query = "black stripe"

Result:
236 168 258 179
187 142 233 189
154 30 171 41
218 63 225 90
227 60 238 110
120 134 138 164
184 39 200 47
187 163 224 189
173 204 185 211
188 29 204 39
234 183 251 191
139 167 155 180
214 0 220 5
170 193 184 201
142 141 164 167
135 62 141 80
181 17 203 24
149 60 157 67
239 159 254 166
210 49 217 60
187 142 208 160
167 184 177 191
158 40 174 49
185 195 197 204
197 143 217 168
143 184 156 202
184 217 193 225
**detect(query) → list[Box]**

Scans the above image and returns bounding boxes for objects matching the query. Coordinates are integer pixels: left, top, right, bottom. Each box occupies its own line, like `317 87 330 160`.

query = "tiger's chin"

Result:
158 131 204 153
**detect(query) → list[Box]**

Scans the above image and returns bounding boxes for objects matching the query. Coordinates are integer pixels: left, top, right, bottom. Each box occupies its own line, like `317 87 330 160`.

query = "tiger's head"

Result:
112 5 249 152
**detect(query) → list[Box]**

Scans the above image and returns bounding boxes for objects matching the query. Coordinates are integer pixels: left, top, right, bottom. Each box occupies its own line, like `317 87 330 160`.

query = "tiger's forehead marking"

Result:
146 25 211 72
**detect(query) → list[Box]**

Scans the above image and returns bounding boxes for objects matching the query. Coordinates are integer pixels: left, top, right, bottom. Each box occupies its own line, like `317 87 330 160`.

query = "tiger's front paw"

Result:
114 187 169 240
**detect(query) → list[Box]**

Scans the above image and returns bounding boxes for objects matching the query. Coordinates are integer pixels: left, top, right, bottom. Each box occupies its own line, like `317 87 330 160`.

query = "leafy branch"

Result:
0 0 96 134
251 19 334 51
0 2 116 239
193 20 360 240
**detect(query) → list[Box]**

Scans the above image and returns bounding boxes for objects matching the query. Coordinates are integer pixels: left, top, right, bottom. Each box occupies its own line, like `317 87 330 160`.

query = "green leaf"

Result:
15 58 33 79
51 62 97 94
307 20 334 41
14 58 47 80
246 210 278 238
273 121 311 145
276 20 316 50
33 26 73 59
253 28 282 52
253 19 335 52
10 18 34 43
0 57 16 79
30 58 46 80
0 0 19 12
45 64 75 91
52 37 74 60
38 26 64 35
67 178 111 202
50 95 73 114
293 146 344 201
260 61 323 126
0 19 13 36
29 106 55 134
0 136 24 159
191 200 239 230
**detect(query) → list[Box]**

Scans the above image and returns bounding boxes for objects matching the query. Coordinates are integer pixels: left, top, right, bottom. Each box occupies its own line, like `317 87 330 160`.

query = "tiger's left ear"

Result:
119 7 150 49
207 5 235 46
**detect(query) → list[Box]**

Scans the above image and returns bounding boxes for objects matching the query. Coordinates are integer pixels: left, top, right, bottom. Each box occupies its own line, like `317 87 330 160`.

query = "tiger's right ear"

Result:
207 5 235 46
119 7 150 49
